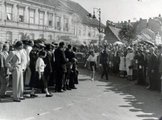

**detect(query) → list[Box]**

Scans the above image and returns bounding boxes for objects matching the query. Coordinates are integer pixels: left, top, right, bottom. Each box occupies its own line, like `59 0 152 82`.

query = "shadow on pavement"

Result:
102 75 161 120
79 68 161 120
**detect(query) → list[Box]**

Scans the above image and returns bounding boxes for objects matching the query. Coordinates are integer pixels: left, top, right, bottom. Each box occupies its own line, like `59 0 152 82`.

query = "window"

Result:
6 4 13 21
39 11 44 25
83 26 86 36
18 33 24 40
29 9 35 24
48 35 52 40
39 34 44 39
6 32 12 42
56 16 61 30
63 18 69 31
48 13 53 26
29 33 34 40
78 26 81 36
18 7 25 22
71 19 75 34
88 27 92 37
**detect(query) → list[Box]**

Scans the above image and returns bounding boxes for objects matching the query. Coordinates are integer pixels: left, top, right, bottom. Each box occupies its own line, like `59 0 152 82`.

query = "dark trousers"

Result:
55 70 65 91
101 64 109 80
69 71 75 88
137 68 146 85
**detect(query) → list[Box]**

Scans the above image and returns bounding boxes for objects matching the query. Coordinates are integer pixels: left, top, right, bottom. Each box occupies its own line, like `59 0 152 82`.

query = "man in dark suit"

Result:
136 49 146 85
54 42 67 92
100 46 109 80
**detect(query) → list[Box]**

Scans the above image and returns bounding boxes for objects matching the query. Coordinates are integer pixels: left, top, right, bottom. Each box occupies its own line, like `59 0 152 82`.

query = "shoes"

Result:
30 94 38 98
67 87 71 90
0 94 10 98
71 87 77 89
13 99 21 102
56 90 63 92
62 87 67 91
46 94 53 97
146 85 150 90
20 97 25 100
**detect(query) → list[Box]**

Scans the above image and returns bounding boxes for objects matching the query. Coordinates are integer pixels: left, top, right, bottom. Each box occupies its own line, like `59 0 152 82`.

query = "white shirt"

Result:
35 57 46 72
20 49 28 70
87 54 97 63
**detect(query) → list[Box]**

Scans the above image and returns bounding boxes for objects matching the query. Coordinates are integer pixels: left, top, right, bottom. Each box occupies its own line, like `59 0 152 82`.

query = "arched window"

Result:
39 34 44 39
18 32 24 40
48 35 52 40
6 31 12 42
29 33 35 40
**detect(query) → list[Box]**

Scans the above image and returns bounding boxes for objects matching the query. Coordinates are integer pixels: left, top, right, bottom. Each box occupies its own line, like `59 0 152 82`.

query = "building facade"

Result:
0 0 104 45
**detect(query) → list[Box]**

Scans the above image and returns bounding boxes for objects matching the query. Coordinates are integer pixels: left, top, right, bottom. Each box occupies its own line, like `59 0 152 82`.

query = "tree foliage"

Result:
119 24 135 43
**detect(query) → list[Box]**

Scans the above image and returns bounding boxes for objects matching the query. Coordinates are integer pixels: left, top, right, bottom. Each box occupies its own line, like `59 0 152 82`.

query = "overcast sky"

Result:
72 0 162 24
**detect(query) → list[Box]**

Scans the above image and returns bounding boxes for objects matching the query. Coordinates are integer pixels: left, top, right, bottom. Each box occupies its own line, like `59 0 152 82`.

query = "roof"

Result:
109 26 121 41
16 0 73 12
64 0 105 28
141 28 156 40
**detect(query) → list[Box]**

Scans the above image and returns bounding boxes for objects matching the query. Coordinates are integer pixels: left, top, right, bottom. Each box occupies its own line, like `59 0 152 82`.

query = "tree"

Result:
119 24 135 44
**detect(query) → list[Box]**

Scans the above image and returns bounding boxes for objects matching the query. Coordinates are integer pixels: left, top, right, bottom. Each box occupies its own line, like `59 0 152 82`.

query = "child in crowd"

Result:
31 50 53 97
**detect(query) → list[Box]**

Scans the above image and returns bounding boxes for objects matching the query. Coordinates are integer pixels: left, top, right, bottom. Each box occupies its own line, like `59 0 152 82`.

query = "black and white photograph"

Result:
0 0 162 119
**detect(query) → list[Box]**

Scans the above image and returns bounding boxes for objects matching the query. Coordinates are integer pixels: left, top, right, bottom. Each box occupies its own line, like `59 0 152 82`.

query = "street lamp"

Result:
88 8 102 47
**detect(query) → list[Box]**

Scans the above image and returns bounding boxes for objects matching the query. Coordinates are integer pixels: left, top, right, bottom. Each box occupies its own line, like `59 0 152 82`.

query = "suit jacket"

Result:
54 47 67 72
6 51 22 72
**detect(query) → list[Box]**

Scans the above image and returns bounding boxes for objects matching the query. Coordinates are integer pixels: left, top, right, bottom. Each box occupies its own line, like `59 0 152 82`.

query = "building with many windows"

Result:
0 0 105 45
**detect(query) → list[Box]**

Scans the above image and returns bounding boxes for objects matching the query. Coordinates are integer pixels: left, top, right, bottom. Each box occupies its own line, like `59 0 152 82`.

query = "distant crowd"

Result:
85 42 162 92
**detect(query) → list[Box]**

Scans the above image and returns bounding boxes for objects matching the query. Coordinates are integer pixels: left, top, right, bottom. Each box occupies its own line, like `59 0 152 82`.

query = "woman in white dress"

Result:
119 52 126 78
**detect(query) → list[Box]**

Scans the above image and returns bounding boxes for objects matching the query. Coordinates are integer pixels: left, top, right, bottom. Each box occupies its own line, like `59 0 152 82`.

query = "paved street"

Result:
0 68 162 120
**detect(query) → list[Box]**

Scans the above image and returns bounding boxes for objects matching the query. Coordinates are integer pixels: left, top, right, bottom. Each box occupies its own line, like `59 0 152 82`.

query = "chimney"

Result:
106 20 111 27
159 14 161 18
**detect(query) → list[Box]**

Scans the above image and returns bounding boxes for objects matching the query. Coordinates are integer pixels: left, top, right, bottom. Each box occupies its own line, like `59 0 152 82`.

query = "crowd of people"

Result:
1 38 162 102
0 40 78 102
85 42 162 92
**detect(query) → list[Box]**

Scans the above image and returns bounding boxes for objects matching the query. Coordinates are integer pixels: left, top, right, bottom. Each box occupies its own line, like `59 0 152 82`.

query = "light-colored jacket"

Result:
6 51 22 72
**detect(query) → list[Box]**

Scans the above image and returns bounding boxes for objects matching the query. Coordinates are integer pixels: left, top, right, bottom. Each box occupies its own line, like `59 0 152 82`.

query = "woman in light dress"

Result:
126 47 134 81
119 52 126 78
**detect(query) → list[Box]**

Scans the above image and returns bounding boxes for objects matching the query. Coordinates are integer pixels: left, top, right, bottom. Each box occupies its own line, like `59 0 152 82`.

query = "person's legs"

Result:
19 70 24 98
0 70 7 97
105 65 109 80
92 66 95 81
12 68 20 100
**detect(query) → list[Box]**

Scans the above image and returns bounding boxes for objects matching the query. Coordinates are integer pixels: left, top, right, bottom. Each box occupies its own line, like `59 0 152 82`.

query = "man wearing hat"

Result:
6 41 24 102
22 40 34 87
54 42 67 92
135 48 146 85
